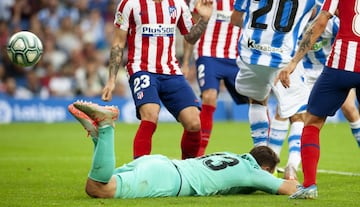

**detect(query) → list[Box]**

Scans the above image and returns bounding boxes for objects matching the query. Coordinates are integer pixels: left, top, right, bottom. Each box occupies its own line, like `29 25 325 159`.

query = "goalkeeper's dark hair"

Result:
250 146 280 171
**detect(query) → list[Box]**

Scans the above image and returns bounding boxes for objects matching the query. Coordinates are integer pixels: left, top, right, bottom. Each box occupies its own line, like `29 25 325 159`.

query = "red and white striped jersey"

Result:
189 0 240 59
114 0 194 76
322 0 360 73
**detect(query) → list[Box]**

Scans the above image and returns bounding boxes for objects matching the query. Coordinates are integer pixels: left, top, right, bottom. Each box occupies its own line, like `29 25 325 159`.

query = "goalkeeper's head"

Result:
250 146 280 174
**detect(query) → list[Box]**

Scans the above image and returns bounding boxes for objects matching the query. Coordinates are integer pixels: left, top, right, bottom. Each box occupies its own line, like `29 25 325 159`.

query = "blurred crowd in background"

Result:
0 0 149 100
0 0 227 102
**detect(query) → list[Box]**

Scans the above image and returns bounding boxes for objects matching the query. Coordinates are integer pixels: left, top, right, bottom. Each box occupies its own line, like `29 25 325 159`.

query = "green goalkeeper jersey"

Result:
172 152 283 195
113 152 283 198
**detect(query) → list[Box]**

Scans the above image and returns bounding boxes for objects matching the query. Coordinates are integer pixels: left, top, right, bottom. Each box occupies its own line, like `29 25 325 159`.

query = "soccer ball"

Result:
7 31 43 67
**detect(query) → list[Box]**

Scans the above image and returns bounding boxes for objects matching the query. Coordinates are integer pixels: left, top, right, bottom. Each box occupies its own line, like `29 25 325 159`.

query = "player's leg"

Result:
235 60 277 147
248 101 270 146
162 75 201 159
268 109 289 157
291 68 353 199
271 64 308 180
268 111 289 177
198 89 217 156
302 71 350 188
195 57 221 156
133 103 160 159
178 106 201 159
284 114 304 180
238 81 270 147
341 89 360 147
74 101 119 182
288 112 323 199
129 72 160 159
70 101 119 198
268 112 289 177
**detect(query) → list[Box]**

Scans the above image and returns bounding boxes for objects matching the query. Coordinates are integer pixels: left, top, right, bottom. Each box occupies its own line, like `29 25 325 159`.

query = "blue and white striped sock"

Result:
249 104 269 147
286 121 304 170
268 118 289 157
350 119 360 148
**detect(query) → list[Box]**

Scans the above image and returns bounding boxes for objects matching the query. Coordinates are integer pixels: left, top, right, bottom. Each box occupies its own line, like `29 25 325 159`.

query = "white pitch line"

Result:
317 169 360 176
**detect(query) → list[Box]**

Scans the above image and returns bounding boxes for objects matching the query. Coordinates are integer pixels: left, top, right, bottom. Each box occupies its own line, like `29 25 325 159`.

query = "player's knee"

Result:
201 89 217 105
85 182 101 198
139 104 160 122
85 179 112 198
140 111 159 122
183 119 201 131
178 107 201 131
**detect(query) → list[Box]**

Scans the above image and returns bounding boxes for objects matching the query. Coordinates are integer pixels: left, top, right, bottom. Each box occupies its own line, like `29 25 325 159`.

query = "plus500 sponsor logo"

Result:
216 11 232 22
142 24 175 37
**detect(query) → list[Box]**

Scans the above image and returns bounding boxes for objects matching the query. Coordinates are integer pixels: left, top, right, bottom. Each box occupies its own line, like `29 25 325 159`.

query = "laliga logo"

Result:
0 101 12 123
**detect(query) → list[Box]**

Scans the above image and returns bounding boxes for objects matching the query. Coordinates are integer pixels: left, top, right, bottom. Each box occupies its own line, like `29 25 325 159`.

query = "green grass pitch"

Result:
0 122 359 207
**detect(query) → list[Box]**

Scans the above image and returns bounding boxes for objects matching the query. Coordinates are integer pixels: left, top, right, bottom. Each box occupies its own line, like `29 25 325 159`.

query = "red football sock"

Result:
133 120 157 159
301 125 320 187
198 104 216 156
181 130 201 159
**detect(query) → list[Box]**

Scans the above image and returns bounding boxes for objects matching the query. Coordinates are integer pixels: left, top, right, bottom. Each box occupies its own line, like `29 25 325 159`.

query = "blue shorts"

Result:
129 71 200 120
196 56 248 104
308 67 360 117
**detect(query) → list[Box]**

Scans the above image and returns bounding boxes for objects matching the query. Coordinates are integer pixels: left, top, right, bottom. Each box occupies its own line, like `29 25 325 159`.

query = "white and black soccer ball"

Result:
6 31 43 67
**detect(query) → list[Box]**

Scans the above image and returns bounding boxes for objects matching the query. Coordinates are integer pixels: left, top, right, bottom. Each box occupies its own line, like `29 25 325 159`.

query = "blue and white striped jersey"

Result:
234 0 316 68
302 15 339 70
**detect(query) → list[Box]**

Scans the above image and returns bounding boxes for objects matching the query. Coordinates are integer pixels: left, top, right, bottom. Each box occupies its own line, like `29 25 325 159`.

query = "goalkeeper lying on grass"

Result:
68 101 299 199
